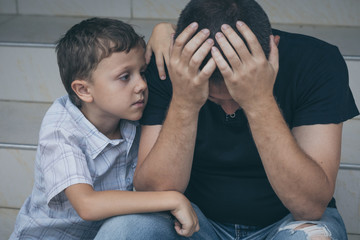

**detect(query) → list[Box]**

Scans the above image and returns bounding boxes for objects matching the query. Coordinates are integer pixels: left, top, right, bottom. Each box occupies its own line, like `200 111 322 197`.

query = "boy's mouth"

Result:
132 98 145 106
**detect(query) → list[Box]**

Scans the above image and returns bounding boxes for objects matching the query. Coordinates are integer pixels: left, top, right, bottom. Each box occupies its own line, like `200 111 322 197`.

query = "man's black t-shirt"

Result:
140 29 359 227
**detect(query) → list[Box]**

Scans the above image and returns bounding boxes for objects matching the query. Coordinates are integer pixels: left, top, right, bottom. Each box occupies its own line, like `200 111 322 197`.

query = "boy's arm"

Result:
64 183 199 237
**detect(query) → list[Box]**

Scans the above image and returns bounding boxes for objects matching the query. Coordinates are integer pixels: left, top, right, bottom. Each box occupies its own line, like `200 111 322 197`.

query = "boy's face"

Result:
86 46 148 122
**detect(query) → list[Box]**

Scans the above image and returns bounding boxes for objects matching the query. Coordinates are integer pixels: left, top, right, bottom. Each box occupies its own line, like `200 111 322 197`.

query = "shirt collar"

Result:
65 96 138 159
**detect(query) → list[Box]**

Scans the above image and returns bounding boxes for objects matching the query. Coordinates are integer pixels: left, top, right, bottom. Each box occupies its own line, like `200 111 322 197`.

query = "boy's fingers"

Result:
154 54 166 80
236 21 265 58
172 22 198 59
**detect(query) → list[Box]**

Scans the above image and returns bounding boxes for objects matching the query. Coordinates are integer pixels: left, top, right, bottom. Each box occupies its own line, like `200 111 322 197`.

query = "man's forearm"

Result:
134 101 200 192
244 98 334 220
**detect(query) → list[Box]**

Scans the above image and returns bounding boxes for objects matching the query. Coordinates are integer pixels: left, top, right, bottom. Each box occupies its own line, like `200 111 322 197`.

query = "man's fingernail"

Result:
237 21 244 27
191 22 198 28
215 32 223 39
221 24 229 30
160 75 166 80
201 29 210 35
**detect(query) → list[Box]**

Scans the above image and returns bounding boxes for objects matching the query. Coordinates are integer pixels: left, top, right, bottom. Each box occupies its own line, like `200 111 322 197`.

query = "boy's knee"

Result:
274 223 331 240
95 212 177 240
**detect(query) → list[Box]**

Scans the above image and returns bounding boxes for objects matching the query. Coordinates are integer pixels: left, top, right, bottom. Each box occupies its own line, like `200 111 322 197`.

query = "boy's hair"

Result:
175 0 272 83
56 17 145 107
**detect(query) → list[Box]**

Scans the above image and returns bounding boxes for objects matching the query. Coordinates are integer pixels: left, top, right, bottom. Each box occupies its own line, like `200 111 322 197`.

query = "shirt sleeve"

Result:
292 44 359 127
38 126 93 208
140 55 173 125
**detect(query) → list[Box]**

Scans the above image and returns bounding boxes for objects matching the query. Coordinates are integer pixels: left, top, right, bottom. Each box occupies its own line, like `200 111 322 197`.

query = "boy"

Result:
10 17 199 239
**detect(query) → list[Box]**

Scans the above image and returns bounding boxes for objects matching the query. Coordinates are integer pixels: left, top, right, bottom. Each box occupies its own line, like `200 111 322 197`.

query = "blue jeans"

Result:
94 203 347 240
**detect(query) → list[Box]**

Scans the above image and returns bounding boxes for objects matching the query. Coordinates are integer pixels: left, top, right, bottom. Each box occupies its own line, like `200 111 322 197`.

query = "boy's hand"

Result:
211 21 279 112
170 192 200 237
145 22 176 80
168 22 216 112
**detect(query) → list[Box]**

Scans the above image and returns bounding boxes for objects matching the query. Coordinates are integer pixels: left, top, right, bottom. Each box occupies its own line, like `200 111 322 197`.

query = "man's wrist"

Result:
242 96 278 120
170 97 203 115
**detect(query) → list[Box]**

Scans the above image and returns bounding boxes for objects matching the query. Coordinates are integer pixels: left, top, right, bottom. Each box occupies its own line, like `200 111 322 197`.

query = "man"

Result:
102 0 359 239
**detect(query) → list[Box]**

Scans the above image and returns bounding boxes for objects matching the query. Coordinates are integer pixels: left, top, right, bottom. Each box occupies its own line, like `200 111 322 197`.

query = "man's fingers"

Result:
215 31 242 69
181 28 210 64
171 22 198 60
220 24 251 62
236 21 265 58
189 38 214 75
198 57 216 82
211 46 233 79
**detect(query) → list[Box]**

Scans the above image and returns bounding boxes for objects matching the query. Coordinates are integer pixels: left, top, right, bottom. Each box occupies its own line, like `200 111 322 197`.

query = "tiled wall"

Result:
1 0 360 26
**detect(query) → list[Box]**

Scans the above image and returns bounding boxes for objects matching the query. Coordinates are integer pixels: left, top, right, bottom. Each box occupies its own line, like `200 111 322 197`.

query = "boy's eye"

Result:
119 73 129 81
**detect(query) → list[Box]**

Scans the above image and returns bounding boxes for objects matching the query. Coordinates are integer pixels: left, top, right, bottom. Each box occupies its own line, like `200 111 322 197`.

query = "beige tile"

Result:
18 0 131 18
0 0 16 14
0 46 65 102
341 119 360 165
132 0 189 19
127 18 176 42
0 15 88 44
257 0 360 27
334 169 360 234
0 208 19 240
0 101 50 145
348 234 360 240
347 61 360 115
0 148 35 208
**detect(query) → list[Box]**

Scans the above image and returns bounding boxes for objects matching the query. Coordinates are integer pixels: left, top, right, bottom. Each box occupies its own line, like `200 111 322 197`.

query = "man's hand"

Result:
168 22 216 112
211 21 279 112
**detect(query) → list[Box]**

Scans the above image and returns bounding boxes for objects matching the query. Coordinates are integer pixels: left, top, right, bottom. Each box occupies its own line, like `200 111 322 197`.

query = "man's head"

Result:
56 17 146 108
175 0 272 83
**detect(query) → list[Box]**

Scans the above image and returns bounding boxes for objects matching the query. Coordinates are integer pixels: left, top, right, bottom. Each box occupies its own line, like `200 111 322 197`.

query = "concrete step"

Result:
0 10 360 240
1 0 360 27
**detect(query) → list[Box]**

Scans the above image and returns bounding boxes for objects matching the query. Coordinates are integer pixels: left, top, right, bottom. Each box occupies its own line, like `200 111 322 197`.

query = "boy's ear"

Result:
71 80 93 103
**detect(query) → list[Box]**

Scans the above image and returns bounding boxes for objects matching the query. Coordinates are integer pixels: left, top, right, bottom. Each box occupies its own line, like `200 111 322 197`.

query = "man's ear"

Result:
71 80 93 103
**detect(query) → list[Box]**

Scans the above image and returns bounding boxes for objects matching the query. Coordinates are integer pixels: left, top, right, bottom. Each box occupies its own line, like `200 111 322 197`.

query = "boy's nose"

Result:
134 75 147 93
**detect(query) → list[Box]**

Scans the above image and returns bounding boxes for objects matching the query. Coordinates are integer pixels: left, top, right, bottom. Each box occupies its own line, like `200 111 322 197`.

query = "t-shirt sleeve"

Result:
38 127 93 208
292 45 359 127
140 55 173 125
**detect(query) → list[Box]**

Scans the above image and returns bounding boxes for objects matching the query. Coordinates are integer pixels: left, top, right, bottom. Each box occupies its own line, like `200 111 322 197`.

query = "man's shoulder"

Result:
273 28 338 53
273 28 343 69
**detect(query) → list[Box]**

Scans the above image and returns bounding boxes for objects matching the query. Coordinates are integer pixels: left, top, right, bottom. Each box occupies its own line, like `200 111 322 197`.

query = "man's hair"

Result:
175 0 272 83
56 17 145 107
